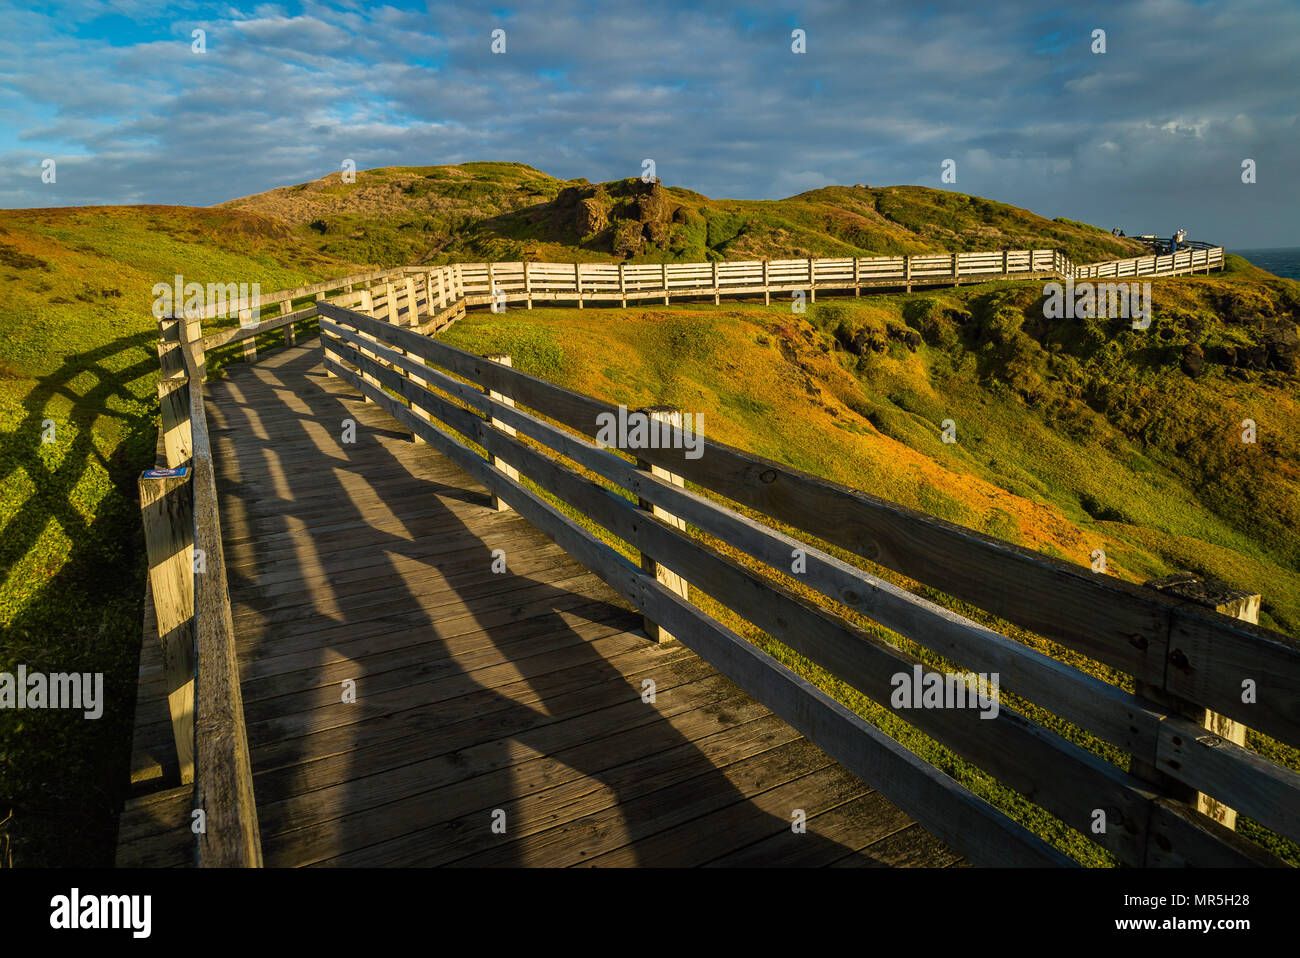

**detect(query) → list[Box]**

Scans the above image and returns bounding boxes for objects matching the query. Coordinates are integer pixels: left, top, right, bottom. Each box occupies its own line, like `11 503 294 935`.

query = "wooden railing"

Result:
1070 246 1223 279
192 246 1226 363
138 316 261 867
313 295 1298 868
149 239 1234 867
391 248 1221 312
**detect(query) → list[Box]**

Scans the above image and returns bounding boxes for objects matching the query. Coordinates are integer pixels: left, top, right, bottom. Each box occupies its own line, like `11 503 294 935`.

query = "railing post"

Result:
240 308 257 364
523 261 533 309
404 345 433 445
426 271 435 318
1002 249 1009 276
712 261 720 305
157 318 193 467
762 259 770 305
853 256 860 297
1134 574 1260 834
618 262 627 308
661 262 670 305
635 406 689 644
574 262 583 309
904 254 912 293
483 355 518 511
180 310 206 380
405 277 418 325
808 257 816 303
282 299 297 347
138 465 197 784
384 281 397 323
952 251 960 287
487 262 496 312
350 290 380 398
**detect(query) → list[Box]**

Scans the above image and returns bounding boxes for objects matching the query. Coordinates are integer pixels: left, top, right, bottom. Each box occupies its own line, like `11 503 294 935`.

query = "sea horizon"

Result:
1233 246 1300 280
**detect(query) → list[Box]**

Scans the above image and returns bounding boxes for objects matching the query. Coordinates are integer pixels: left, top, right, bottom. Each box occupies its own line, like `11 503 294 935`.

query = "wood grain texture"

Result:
183 337 262 867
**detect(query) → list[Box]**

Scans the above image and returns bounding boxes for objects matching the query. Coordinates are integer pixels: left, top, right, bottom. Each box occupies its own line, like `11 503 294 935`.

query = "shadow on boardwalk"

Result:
187 338 954 867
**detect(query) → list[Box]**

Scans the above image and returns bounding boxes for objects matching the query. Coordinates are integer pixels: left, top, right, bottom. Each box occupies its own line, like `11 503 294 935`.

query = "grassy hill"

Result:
0 163 1295 866
0 204 356 866
221 161 1152 267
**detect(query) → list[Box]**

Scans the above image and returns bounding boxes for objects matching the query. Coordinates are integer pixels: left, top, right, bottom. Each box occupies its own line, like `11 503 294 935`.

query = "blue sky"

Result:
1 0 1297 246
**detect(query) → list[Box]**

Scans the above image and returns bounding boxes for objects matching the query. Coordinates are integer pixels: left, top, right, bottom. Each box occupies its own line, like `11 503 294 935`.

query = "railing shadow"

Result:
207 339 867 866
0 329 158 866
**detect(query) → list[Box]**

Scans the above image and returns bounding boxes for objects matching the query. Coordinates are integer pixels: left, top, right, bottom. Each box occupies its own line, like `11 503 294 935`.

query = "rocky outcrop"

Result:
612 220 644 257
1263 318 1299 373
555 186 583 207
849 327 887 355
576 197 609 235
643 219 670 245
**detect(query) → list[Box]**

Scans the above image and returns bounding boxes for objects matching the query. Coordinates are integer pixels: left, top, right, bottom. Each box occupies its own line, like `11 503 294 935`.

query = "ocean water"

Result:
1234 247 1300 280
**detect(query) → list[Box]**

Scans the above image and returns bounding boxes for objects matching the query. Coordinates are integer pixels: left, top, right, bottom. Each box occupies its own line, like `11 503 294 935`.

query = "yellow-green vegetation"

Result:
223 161 1152 267
440 264 1300 865
0 204 356 866
2 162 1295 868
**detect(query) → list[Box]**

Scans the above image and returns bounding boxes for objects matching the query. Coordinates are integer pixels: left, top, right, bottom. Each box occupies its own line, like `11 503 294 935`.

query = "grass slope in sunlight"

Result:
222 161 1153 268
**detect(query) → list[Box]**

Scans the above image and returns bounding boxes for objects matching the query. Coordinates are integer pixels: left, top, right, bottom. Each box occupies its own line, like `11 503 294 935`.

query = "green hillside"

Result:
221 161 1152 267
439 264 1300 634
0 164 1295 867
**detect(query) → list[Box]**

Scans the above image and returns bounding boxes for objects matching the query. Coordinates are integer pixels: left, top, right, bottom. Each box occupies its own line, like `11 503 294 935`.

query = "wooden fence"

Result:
142 239 1244 867
190 246 1226 363
138 316 261 867
1072 247 1224 279
400 247 1221 311
312 293 1299 868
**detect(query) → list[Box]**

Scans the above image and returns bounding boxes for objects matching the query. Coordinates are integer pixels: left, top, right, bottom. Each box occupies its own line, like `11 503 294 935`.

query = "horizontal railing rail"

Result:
315 296 1295 868
137 315 262 867
193 246 1226 357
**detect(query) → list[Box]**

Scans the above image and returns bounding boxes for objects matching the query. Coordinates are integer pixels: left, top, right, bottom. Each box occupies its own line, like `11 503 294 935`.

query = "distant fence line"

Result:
192 245 1226 362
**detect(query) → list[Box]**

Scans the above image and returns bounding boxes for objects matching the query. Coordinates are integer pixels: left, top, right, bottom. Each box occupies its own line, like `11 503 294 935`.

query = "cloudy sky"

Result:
2 0 1297 247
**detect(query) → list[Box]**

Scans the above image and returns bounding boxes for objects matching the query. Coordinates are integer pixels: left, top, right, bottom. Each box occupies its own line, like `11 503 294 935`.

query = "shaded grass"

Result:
0 205 355 865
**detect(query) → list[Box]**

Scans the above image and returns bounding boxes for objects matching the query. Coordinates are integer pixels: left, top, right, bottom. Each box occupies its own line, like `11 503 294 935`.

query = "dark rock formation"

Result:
612 220 644 258
576 197 608 235
1263 318 1299 373
643 220 670 245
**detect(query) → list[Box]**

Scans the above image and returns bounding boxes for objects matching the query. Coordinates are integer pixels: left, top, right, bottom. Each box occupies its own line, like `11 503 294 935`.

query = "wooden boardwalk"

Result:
116 339 962 867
